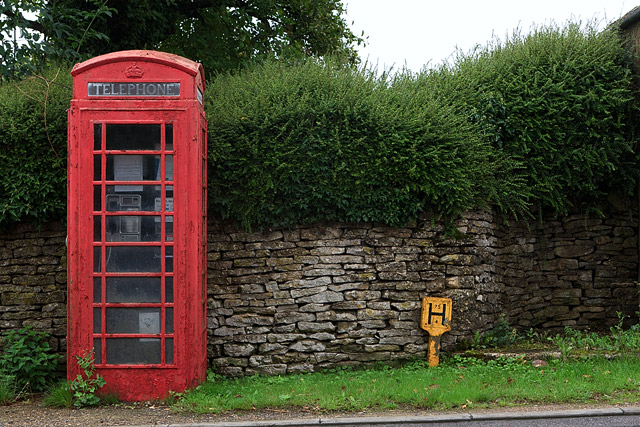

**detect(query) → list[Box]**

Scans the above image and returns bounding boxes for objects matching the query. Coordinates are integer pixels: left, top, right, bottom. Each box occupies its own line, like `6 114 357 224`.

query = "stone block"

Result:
282 277 332 289
289 340 326 352
395 282 427 291
554 245 594 258
259 343 288 354
316 311 337 321
297 291 344 304
378 271 420 281
291 286 327 299
267 333 305 343
336 322 357 333
314 352 350 363
332 301 366 310
329 282 370 292
288 363 315 374
357 309 394 320
1 292 36 305
226 314 274 327
239 284 266 294
344 290 381 301
358 320 386 329
332 273 376 284
309 248 345 257
273 324 296 333
302 268 345 277
390 301 420 311
301 228 343 240
274 312 315 324
298 321 335 332
214 326 244 336
378 336 416 345
319 255 364 264
309 332 335 341
299 303 330 312
365 344 400 352
247 364 288 376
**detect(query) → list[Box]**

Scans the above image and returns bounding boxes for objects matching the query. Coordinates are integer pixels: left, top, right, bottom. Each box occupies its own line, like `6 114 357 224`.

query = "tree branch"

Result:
2 6 46 34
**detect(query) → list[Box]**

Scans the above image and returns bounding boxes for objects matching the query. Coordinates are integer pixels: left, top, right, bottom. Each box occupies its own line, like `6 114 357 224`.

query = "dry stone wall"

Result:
206 210 502 376
496 201 639 331
0 222 67 357
0 204 637 376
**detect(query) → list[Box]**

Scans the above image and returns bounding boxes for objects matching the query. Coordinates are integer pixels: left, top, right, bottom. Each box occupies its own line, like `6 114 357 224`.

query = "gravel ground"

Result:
1 398 638 427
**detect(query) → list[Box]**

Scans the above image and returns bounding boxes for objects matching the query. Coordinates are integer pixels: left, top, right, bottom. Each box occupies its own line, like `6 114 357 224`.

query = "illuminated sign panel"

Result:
88 82 180 97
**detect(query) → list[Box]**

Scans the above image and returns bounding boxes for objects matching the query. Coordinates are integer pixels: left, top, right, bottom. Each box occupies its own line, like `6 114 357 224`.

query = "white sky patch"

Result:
345 0 634 72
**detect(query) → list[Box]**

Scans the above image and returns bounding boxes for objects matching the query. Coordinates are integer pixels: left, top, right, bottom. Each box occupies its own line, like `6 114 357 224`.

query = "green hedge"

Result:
0 69 71 225
428 22 638 216
206 59 525 228
0 22 637 228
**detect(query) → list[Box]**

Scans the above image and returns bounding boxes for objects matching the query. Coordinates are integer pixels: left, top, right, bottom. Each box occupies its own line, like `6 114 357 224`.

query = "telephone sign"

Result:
68 51 207 401
88 82 181 97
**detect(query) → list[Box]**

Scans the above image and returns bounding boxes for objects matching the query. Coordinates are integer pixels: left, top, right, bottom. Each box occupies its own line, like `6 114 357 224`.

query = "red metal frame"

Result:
68 51 206 401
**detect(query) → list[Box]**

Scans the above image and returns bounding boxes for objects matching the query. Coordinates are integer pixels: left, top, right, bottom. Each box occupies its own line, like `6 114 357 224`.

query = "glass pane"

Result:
94 186 102 211
165 192 174 213
166 124 173 151
166 155 173 181
106 216 161 242
106 338 161 365
106 155 160 181
166 307 173 334
94 155 101 181
93 247 101 272
93 216 101 241
106 308 161 334
105 246 161 273
106 186 160 211
165 277 173 303
106 124 161 151
94 339 102 364
165 216 173 241
165 338 173 364
93 277 101 303
106 277 161 303
165 246 173 273
93 307 101 333
94 123 102 151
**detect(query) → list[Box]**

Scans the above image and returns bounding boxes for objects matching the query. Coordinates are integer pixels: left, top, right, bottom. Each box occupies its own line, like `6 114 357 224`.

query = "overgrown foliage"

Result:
0 374 17 405
0 0 363 80
0 21 637 228
69 349 106 407
0 0 114 81
0 67 71 225
207 58 525 228
427 22 639 216
0 326 60 392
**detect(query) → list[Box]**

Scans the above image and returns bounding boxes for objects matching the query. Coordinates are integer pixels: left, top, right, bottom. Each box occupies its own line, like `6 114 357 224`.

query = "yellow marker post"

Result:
420 297 452 367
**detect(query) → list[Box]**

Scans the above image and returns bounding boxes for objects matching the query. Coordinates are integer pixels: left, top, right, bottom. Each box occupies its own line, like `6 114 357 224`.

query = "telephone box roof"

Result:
71 50 205 89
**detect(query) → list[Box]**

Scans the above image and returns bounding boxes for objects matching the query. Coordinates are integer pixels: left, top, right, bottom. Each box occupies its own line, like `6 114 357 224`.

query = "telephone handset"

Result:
106 195 141 241
107 155 143 242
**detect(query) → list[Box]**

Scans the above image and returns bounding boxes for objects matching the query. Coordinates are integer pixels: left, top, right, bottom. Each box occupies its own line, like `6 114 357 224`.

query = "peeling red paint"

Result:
68 51 207 401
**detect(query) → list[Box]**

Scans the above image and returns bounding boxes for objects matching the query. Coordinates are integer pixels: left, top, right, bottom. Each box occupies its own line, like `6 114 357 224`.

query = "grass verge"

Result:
175 355 640 414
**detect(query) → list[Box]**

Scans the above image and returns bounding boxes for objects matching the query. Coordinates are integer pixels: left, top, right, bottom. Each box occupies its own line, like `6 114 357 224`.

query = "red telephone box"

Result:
67 50 207 401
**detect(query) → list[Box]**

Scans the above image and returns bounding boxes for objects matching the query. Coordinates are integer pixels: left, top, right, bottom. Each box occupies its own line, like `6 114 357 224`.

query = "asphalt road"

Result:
150 407 640 427
324 415 640 427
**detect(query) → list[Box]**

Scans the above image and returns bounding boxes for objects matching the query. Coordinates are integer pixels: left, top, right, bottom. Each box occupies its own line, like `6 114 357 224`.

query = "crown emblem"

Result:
125 63 144 78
